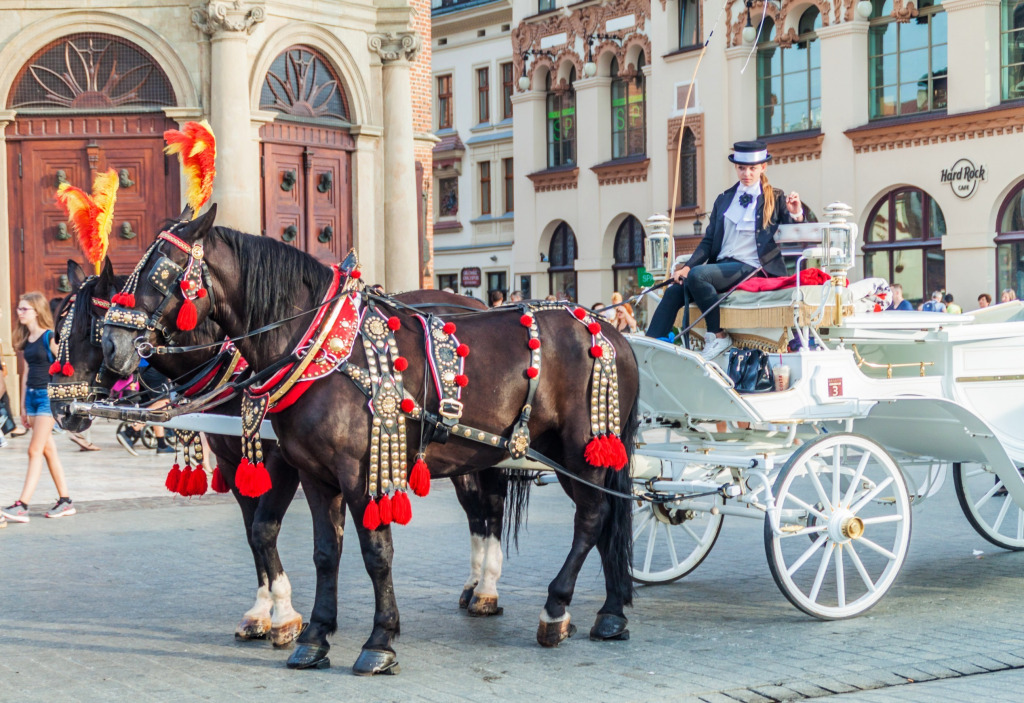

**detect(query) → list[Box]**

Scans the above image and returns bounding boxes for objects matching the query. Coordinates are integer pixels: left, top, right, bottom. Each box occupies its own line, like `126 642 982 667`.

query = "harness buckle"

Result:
438 398 464 420
135 337 154 359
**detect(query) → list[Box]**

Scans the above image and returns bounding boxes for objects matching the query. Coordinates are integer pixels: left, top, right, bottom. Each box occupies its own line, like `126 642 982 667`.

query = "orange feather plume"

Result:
164 120 217 215
55 169 119 274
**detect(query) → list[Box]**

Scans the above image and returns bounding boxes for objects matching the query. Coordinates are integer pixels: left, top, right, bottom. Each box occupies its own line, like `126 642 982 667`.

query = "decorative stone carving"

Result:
368 32 423 63
192 1 266 36
527 166 579 192
891 0 919 22
725 0 835 48
591 157 650 186
844 104 1024 153
764 132 824 164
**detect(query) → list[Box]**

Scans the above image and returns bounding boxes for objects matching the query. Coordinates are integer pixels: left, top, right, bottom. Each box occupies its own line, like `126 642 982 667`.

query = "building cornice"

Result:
815 21 869 40
844 104 1024 153
527 166 579 192
590 157 650 185
942 0 1001 12
763 130 825 164
434 1 512 35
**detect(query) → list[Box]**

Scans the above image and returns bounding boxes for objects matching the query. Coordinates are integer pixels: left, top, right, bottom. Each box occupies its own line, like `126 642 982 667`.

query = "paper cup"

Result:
775 365 791 392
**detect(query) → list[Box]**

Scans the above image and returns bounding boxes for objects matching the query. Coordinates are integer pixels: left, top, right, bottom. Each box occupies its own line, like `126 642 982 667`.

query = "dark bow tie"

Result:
738 193 754 207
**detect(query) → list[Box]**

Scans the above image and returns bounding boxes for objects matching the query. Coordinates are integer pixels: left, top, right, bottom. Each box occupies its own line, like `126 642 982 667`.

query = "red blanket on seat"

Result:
736 268 832 292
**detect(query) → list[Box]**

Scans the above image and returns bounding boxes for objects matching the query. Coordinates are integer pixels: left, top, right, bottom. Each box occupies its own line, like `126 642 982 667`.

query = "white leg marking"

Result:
270 573 300 626
475 535 503 597
242 585 273 621
463 534 485 591
539 607 570 624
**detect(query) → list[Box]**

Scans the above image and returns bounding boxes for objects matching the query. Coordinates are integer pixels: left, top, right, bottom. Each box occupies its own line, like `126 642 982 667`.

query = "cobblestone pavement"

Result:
1 428 1022 702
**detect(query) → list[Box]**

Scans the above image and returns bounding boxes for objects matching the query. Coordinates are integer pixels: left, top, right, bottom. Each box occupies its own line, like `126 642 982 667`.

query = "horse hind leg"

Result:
467 470 507 617
230 486 272 641
350 498 402 676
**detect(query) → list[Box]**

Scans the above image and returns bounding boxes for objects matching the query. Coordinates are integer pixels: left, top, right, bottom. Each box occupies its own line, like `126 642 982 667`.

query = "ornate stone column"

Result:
192 1 265 231
369 32 422 293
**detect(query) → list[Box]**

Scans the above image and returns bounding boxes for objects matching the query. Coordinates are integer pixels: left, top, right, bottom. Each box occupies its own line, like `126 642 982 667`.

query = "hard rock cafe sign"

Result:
940 158 986 200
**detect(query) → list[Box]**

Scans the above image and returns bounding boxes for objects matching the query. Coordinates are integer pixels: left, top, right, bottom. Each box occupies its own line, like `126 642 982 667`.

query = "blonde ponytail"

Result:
760 172 775 229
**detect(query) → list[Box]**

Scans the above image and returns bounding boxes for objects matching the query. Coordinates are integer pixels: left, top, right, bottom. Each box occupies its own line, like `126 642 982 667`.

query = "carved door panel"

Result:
7 120 178 301
261 143 305 247
306 149 352 265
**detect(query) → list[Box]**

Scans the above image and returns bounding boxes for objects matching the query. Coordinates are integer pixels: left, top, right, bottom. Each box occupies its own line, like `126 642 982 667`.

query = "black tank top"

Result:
23 333 51 389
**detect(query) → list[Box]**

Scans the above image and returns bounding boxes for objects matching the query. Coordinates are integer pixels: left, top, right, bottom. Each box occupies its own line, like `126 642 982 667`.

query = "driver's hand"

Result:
672 266 690 284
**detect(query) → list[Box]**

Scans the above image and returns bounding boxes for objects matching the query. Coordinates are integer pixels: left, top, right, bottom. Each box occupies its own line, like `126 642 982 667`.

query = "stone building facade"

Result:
0 0 432 410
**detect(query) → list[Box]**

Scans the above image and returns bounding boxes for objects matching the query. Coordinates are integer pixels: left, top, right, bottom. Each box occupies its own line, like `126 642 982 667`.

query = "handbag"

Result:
0 393 14 435
726 348 775 393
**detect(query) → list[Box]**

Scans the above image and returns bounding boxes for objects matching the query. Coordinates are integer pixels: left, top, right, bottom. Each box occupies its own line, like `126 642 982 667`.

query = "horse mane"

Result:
209 226 334 337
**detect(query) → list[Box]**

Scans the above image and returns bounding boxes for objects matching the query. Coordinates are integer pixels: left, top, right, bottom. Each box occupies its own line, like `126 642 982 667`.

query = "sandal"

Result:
69 434 100 451
7 428 27 437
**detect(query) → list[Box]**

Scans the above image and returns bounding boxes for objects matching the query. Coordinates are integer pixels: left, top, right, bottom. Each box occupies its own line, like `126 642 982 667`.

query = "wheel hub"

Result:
841 515 865 540
827 508 864 543
652 504 691 525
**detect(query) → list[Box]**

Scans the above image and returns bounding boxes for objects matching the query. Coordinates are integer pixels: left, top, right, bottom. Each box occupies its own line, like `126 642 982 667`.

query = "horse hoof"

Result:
536 618 576 647
590 613 629 641
287 644 330 670
235 616 271 641
459 586 475 609
353 649 400 676
271 615 304 648
468 594 503 617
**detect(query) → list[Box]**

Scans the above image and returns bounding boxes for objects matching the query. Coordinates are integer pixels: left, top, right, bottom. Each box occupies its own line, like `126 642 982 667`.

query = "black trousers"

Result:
645 260 756 338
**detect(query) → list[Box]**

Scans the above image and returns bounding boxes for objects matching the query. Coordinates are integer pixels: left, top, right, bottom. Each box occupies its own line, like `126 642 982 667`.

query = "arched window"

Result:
611 55 646 159
868 0 947 119
678 127 698 208
756 10 822 136
997 182 1024 299
546 68 577 168
548 222 578 301
613 216 646 323
8 33 175 112
260 46 350 122
1000 0 1024 101
864 187 946 306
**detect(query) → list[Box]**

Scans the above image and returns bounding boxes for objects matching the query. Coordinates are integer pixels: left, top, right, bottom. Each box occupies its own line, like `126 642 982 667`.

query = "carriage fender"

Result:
853 397 1024 506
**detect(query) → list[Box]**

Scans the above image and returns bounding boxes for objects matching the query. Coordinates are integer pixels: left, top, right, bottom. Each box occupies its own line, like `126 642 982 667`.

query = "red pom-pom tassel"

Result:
350 270 362 279
528 338 541 350
49 361 62 375
409 458 431 497
443 322 456 334
196 288 207 299
211 465 230 493
519 314 533 328
590 345 604 358
165 464 182 493
177 466 193 496
526 367 539 379
387 316 401 331
236 457 272 498
362 498 381 530
588 322 601 335
62 362 74 377
393 356 408 372
177 297 198 331
573 308 587 320
188 465 208 496
584 436 609 469
604 434 628 471
392 491 412 525
378 493 393 525
456 343 470 357
400 398 415 414
454 374 468 387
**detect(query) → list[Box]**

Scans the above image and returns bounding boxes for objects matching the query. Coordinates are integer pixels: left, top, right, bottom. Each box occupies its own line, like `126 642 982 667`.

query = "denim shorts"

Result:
24 387 51 416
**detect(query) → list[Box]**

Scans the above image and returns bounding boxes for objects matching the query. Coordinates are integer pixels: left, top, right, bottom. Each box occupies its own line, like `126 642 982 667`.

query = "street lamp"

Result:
856 0 873 19
742 0 757 44
693 214 705 236
583 32 622 79
518 49 554 92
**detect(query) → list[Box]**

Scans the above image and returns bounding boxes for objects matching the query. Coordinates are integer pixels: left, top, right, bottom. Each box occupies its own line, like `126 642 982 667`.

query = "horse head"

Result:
49 258 124 431
102 205 218 377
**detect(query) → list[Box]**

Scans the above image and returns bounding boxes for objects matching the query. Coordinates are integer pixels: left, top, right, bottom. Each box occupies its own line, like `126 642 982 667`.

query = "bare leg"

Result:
19 415 68 504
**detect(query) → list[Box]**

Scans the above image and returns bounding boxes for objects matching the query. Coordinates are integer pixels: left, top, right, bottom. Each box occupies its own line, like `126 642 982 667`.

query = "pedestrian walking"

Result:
1 292 76 523
921 291 946 312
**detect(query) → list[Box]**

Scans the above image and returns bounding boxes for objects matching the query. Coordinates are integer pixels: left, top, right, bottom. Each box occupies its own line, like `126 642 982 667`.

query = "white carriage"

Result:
625 204 1024 619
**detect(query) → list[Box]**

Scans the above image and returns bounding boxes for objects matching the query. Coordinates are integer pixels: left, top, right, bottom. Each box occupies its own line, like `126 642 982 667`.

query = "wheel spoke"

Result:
779 525 827 539
861 514 905 526
805 460 833 513
850 476 895 514
846 542 877 594
632 511 654 543
782 493 830 523
1018 510 1024 541
992 494 1013 534
682 522 703 543
832 446 842 509
835 546 846 609
663 523 680 568
642 519 658 573
842 452 872 507
786 532 827 577
975 481 1004 511
857 536 896 561
809 541 836 602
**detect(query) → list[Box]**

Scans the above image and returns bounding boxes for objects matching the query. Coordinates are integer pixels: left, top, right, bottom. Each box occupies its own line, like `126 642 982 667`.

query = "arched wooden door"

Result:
5 34 179 300
259 47 353 266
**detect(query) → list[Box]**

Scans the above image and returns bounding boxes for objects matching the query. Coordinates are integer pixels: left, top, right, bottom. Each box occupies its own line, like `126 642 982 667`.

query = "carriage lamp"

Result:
644 213 673 278
818 202 858 277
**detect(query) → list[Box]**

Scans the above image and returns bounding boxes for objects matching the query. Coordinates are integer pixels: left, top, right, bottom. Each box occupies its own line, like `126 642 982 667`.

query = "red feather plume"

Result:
55 169 119 274
164 120 217 214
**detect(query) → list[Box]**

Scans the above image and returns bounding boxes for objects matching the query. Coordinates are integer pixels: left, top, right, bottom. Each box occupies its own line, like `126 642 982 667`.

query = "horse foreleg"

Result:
287 480 344 670
349 500 401 676
229 486 272 641
468 471 507 617
590 469 633 642
451 474 487 609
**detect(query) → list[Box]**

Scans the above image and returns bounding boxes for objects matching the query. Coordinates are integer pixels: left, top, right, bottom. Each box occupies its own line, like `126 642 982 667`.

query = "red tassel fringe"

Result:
165 464 181 493
62 362 74 377
177 466 193 496
112 292 135 307
236 457 272 498
49 361 62 375
363 498 381 530
584 434 629 471
188 465 208 496
392 492 412 525
177 297 198 331
378 493 393 525
211 465 230 493
408 458 431 497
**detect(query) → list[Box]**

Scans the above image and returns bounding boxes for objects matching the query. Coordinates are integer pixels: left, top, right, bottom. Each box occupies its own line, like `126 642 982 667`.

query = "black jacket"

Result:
687 182 815 278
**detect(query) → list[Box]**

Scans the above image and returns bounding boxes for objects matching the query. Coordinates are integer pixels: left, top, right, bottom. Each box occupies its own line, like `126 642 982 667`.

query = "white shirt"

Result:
718 182 761 268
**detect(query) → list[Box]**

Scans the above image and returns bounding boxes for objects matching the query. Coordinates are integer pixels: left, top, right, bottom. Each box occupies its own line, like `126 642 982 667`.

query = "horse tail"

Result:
600 390 639 607
502 469 535 555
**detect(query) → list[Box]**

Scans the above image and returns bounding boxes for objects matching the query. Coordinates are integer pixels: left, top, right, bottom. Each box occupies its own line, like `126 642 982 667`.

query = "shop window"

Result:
548 222 578 301
1001 0 1024 101
613 215 646 327
487 271 507 300
863 187 946 307
997 181 1024 300
546 68 577 168
757 11 821 137
437 273 459 293
868 0 947 119
611 55 647 159
679 0 701 50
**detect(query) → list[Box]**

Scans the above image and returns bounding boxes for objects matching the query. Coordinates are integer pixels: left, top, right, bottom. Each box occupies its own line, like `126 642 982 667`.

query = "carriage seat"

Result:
673 285 855 333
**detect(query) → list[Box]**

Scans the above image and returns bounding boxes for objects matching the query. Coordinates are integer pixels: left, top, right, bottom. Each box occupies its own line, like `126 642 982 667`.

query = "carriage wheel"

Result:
630 495 724 585
953 462 1024 551
764 433 911 620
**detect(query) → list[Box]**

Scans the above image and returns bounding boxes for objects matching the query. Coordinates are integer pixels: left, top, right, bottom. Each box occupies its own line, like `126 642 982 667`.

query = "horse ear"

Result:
100 256 115 281
67 260 86 291
184 203 217 242
177 204 195 222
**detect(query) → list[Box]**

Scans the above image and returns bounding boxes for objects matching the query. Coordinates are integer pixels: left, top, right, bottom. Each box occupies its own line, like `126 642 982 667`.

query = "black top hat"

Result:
728 140 772 165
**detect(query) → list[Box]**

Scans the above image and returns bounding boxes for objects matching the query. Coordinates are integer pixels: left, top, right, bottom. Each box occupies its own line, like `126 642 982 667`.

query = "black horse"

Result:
102 207 638 675
53 260 518 641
